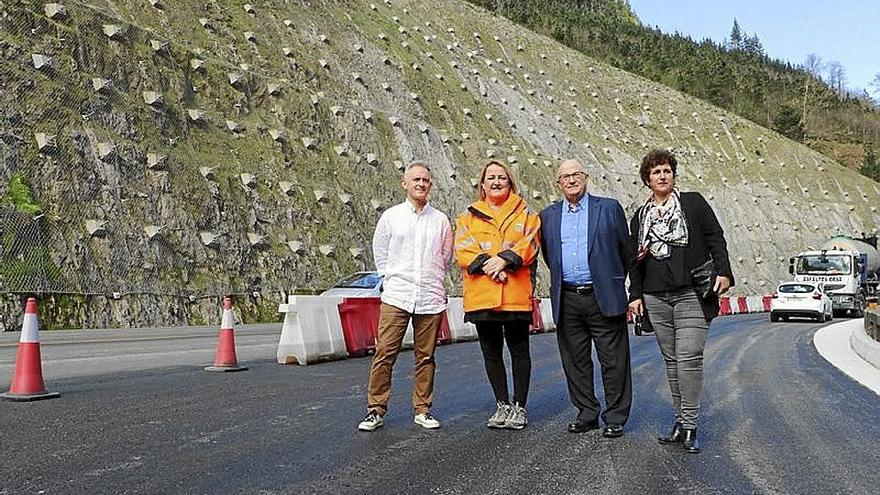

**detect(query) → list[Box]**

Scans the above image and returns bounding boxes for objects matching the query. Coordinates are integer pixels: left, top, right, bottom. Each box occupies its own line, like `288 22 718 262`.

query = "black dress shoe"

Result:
657 422 683 444
567 418 599 433
682 428 701 454
602 424 624 438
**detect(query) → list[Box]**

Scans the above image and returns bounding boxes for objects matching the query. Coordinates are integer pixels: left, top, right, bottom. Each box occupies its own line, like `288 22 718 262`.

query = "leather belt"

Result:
562 284 594 295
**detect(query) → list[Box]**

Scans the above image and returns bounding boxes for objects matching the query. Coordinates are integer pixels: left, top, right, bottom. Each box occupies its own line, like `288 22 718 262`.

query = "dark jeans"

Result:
557 290 632 426
475 321 531 405
643 289 709 429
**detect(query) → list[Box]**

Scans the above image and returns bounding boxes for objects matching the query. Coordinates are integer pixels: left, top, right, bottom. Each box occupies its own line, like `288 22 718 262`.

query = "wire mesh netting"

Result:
6 0 880 315
0 0 425 300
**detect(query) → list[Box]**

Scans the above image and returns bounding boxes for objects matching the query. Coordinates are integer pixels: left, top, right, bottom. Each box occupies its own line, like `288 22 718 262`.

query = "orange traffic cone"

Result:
2 297 60 401
205 297 247 372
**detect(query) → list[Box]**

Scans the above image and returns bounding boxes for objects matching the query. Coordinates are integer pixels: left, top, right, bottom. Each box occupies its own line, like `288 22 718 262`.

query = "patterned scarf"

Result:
638 189 689 260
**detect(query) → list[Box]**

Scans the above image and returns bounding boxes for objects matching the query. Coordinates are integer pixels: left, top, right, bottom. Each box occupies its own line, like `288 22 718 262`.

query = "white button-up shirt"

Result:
372 200 453 314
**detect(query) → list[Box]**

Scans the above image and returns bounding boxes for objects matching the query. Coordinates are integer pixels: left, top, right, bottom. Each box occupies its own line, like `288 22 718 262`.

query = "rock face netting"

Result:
1 0 879 327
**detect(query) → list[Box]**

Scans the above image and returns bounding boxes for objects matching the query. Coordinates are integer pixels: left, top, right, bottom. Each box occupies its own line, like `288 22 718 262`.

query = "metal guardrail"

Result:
864 307 880 341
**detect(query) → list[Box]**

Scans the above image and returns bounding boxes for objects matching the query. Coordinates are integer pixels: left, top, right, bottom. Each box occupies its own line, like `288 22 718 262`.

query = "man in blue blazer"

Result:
540 159 633 437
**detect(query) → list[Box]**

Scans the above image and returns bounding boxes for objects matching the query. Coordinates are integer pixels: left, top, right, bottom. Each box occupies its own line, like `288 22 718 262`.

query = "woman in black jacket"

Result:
628 150 734 454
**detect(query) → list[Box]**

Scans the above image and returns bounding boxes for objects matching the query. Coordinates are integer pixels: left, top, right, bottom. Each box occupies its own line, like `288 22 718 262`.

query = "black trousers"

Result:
475 321 531 405
557 290 632 425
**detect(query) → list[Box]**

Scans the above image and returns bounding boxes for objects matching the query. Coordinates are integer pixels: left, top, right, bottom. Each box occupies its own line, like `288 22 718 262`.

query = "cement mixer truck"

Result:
788 236 880 317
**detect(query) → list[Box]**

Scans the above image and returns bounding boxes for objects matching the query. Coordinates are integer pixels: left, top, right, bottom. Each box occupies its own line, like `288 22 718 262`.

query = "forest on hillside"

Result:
470 0 880 180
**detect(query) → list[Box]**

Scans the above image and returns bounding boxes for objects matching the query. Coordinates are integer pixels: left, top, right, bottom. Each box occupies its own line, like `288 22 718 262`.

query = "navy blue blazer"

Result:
540 194 632 321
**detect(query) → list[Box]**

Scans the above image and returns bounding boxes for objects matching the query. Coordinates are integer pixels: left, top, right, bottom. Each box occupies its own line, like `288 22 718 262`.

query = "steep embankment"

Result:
1 0 878 327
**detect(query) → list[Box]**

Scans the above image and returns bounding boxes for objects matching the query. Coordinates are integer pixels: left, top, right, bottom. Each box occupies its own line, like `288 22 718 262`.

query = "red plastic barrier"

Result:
529 297 545 334
718 296 731 316
762 296 772 312
338 297 381 357
737 297 749 313
339 297 453 353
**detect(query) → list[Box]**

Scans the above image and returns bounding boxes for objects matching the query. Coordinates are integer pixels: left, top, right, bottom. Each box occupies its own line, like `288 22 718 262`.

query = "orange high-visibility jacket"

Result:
454 193 541 313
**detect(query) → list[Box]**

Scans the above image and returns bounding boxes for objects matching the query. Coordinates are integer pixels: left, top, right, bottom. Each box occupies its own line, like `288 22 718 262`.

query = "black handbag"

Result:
690 259 717 300
633 312 654 336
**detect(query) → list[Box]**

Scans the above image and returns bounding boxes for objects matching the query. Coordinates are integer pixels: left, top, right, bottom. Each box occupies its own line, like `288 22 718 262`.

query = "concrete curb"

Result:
813 319 880 396
850 323 880 371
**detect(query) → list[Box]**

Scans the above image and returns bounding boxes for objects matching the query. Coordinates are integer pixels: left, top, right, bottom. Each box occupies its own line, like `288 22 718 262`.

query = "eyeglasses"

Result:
557 171 586 183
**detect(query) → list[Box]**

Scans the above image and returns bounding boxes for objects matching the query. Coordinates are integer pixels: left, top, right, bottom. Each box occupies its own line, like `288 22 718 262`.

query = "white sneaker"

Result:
487 402 512 429
414 412 440 429
505 403 527 430
358 411 384 431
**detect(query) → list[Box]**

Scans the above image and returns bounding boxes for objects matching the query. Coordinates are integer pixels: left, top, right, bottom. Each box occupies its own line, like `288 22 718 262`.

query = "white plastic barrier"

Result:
403 298 476 347
402 321 415 350
746 296 765 313
445 297 478 342
276 295 556 366
277 295 348 365
539 298 556 331
443 297 555 337
729 297 742 314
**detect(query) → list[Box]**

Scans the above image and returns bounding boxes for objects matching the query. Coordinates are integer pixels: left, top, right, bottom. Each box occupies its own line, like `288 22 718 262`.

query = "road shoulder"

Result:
813 319 880 396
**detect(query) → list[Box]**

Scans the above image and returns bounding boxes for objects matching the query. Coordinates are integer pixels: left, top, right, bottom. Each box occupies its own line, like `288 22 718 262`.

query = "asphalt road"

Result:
1 314 878 494
0 324 281 382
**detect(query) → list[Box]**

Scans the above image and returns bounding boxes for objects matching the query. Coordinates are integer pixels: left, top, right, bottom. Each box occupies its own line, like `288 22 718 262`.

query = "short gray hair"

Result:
405 161 432 176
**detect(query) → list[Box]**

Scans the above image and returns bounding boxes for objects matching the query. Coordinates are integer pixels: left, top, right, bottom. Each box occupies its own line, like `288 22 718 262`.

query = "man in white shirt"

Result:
358 162 454 431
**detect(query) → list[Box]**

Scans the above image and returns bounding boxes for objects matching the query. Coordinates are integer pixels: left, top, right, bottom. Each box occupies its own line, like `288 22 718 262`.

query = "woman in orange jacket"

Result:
454 160 541 430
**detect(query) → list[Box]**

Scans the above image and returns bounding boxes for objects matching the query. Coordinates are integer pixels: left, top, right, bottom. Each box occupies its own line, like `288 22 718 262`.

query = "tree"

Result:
743 34 763 56
870 72 880 100
773 105 805 142
801 54 824 132
859 148 880 181
728 19 742 51
803 54 823 76
826 61 847 95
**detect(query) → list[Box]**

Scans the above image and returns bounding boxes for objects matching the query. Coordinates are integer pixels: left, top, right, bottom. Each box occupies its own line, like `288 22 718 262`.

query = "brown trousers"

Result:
366 303 443 416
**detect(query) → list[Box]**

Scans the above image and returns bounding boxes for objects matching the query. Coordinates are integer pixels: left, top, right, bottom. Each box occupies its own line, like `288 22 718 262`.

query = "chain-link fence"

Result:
0 209 58 294
9 0 877 332
0 0 424 312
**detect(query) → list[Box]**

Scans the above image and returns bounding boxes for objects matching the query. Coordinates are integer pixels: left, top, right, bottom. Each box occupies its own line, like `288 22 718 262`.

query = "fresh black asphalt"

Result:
1 314 878 494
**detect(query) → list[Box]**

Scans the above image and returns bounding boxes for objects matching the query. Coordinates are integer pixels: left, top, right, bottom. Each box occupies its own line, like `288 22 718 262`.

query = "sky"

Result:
627 0 880 96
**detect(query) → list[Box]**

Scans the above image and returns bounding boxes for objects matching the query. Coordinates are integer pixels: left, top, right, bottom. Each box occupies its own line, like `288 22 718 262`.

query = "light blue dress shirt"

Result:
561 195 592 285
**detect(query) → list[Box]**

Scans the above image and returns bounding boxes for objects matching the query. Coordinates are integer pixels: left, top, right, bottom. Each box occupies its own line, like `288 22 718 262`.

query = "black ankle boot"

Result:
657 422 683 444
681 428 701 454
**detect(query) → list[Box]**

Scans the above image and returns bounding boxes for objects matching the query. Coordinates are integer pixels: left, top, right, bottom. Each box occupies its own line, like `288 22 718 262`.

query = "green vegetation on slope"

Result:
6 172 42 215
2 0 880 328
468 0 880 174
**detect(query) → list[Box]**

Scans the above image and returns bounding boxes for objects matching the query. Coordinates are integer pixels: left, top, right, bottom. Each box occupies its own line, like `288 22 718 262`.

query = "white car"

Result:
770 282 834 323
320 271 383 297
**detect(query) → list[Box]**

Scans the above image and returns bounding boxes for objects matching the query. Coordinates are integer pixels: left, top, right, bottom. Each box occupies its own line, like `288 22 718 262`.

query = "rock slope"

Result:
1 0 877 327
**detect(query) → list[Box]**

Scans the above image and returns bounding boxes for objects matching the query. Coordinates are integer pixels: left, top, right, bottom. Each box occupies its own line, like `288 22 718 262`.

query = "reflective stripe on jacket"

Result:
454 193 541 313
